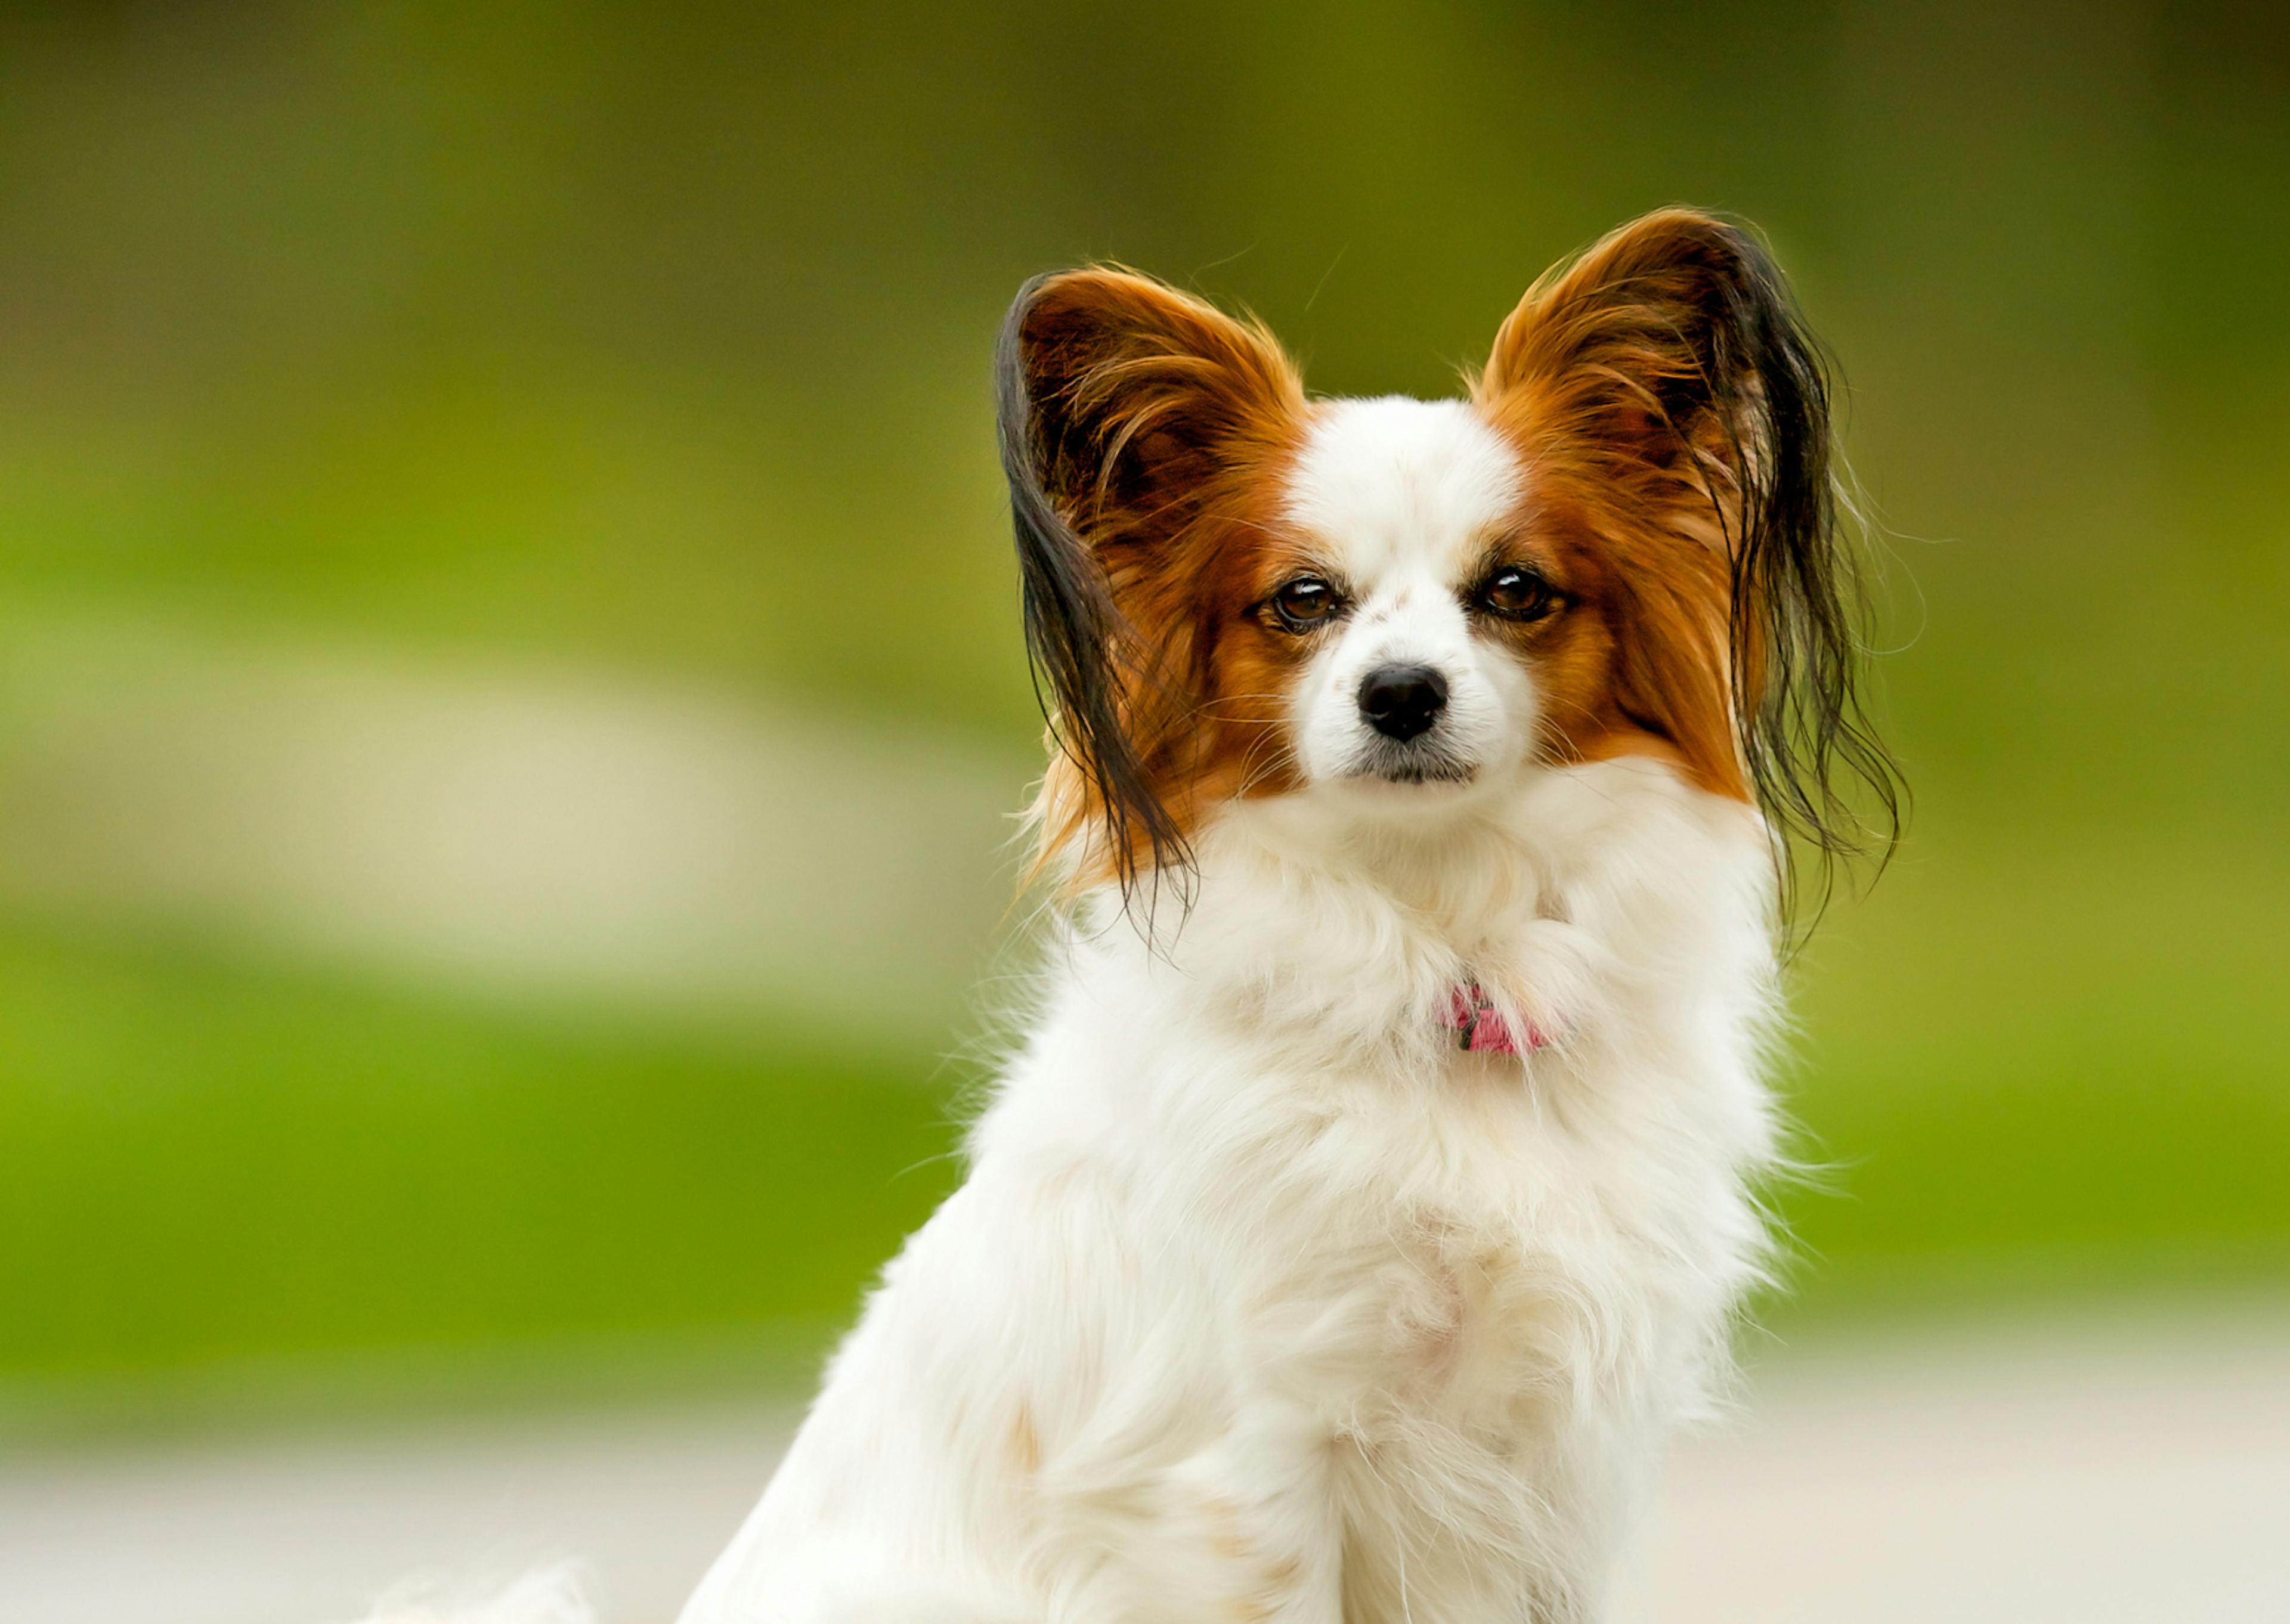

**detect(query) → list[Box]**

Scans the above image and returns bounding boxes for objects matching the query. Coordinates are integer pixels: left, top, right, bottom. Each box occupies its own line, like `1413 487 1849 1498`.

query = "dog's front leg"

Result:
1047 1406 1344 1624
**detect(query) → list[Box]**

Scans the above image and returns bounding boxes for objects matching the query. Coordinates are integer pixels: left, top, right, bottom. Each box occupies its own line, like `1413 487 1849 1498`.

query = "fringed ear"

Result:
1478 208 1902 912
997 268 1303 896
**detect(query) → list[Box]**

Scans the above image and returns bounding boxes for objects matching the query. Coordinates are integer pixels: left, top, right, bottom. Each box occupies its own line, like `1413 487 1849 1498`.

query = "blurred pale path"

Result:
0 1402 787 1624
6 1312 2285 1624
0 609 1025 1046
1631 1312 2290 1622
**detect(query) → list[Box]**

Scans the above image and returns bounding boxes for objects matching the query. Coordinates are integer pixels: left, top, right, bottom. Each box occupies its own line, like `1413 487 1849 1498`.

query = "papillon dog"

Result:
666 206 1898 1624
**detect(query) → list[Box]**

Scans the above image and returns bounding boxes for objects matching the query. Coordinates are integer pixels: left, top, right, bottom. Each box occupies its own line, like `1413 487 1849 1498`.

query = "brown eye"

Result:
1475 566 1559 622
1265 575 1345 632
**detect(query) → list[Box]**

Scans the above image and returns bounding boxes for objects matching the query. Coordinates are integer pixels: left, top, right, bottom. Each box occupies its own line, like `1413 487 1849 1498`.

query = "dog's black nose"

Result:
1357 664 1449 741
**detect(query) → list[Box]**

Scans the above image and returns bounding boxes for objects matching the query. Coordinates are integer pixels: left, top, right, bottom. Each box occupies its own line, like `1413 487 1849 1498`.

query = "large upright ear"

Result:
1478 208 1901 901
997 268 1303 892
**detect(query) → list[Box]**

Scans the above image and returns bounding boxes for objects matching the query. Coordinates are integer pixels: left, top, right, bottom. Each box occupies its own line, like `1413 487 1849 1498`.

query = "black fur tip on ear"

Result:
1698 215 1907 929
995 273 1192 901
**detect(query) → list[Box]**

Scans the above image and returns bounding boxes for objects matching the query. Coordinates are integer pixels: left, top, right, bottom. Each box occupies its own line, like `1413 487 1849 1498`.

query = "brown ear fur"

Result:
1475 208 1900 906
999 269 1305 894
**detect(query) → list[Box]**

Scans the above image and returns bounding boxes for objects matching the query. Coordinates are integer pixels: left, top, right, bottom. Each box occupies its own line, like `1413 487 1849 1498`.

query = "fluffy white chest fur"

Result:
680 760 1778 1624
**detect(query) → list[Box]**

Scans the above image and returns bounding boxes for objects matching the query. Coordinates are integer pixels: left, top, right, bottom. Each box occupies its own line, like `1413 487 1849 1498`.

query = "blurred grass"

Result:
0 914 961 1399
1780 839 2290 1319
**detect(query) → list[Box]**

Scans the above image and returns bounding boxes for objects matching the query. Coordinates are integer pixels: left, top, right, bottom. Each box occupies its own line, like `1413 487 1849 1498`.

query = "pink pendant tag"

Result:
1443 983 1547 1055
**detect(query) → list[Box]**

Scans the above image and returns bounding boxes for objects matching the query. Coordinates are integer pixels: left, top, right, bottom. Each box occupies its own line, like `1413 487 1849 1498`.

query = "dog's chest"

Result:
1226 1069 1695 1617
1244 1065 1671 1415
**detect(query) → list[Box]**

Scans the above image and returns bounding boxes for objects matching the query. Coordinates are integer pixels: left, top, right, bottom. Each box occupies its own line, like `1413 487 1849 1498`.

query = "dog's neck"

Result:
1208 784 1550 930
1065 785 1558 1052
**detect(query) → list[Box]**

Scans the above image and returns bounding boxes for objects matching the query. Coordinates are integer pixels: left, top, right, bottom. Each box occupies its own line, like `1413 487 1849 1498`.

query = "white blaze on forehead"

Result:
1282 397 1524 580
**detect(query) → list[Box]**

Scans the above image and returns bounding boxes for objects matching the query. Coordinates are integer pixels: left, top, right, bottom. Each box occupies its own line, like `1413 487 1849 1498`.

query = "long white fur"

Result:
674 397 1783 1624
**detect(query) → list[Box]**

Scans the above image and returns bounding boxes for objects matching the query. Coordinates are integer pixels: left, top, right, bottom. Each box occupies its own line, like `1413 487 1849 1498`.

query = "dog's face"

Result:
1265 399 1539 801
1001 209 1894 894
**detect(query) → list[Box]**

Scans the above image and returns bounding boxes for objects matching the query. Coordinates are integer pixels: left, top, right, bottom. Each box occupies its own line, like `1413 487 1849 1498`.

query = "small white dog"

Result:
668 207 1897 1624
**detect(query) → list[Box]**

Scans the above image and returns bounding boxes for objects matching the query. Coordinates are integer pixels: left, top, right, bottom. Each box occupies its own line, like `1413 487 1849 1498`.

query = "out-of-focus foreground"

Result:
0 0 2283 1599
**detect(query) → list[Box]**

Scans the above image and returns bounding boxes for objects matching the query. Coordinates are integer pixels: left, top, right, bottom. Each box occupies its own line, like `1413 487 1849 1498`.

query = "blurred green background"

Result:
0 0 2283 1434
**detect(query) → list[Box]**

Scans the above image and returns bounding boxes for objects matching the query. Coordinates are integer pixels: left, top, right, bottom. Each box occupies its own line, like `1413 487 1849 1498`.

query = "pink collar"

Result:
1444 983 1549 1055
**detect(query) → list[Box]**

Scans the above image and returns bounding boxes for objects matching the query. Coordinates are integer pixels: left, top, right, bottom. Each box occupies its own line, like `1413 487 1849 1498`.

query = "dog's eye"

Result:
1266 576 1344 633
1475 566 1559 622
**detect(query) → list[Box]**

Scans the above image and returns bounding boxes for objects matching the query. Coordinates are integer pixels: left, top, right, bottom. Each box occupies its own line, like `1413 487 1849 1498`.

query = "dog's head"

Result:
1001 208 1898 909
